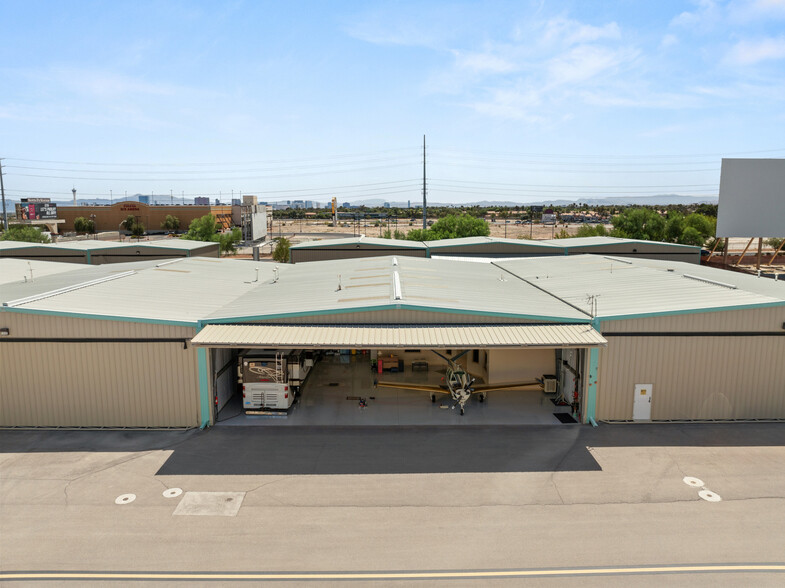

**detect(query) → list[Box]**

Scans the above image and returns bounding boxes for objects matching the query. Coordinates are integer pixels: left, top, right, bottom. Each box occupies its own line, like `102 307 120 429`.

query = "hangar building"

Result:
1 254 783 428
290 236 701 264
0 239 220 264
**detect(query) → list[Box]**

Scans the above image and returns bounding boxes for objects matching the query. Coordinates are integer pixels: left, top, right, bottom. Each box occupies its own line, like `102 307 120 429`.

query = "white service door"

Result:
633 384 653 420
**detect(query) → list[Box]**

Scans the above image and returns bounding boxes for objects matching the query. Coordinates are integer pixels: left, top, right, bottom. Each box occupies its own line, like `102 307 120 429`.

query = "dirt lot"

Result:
270 218 599 242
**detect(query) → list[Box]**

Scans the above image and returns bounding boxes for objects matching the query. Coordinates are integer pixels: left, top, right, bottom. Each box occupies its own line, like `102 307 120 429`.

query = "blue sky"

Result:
2 0 784 205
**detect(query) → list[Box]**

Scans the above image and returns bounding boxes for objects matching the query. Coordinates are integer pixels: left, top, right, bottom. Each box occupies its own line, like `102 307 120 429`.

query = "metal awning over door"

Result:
191 324 606 349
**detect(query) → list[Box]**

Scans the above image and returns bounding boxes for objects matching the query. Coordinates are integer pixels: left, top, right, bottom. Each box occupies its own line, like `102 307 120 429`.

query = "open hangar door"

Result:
191 324 606 426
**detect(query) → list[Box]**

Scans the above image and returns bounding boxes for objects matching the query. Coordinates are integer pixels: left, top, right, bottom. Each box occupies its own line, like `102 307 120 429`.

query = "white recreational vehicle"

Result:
239 350 315 411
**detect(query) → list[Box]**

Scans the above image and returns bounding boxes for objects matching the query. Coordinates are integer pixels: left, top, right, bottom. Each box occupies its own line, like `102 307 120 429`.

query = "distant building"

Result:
194 197 210 205
232 199 241 206
384 202 391 208
138 195 151 204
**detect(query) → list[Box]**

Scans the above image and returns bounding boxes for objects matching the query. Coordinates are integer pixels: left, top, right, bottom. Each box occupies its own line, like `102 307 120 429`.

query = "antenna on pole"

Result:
422 135 427 230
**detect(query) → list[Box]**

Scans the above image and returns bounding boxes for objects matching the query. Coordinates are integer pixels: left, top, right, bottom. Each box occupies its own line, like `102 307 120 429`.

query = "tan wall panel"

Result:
291 248 425 263
597 335 785 420
487 348 553 384
0 313 200 427
58 203 231 233
603 307 785 333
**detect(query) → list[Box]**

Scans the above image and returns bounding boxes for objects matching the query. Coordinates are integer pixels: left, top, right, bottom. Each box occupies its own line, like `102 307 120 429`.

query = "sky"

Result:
2 0 785 206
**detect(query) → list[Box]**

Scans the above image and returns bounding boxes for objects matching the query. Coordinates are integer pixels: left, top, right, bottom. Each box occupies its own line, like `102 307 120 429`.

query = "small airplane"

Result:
374 350 540 415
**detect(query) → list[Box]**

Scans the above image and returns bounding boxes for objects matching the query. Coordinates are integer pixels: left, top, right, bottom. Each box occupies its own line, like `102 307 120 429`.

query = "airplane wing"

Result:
472 381 541 393
375 380 450 394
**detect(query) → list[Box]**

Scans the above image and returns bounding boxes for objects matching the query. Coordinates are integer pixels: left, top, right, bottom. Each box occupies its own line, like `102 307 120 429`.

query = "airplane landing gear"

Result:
430 394 436 403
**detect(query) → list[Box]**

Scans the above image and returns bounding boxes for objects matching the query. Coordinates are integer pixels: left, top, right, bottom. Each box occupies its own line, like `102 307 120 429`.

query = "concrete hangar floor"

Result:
215 353 575 427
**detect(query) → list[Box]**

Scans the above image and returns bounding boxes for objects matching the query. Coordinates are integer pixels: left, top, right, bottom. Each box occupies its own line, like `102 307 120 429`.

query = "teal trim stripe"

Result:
584 318 601 424
0 306 197 327
197 346 211 429
600 300 785 322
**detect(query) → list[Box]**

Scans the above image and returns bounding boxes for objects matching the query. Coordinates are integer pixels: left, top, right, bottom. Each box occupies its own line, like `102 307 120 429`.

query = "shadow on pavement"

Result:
1 423 783 475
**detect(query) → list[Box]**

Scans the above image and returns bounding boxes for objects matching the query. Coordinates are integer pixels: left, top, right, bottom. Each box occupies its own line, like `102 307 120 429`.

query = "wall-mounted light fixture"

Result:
0 328 10 336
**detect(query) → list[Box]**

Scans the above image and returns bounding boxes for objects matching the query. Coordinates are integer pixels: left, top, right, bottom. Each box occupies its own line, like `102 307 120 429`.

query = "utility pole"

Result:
0 159 7 231
422 135 427 230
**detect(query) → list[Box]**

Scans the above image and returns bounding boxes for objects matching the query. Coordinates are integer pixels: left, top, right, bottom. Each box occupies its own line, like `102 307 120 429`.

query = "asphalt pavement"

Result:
1 423 784 585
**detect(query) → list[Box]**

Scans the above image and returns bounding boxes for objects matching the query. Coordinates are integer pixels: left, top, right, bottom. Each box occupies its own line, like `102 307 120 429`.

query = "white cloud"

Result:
728 0 785 22
661 34 679 48
670 0 720 29
541 17 621 46
725 37 785 64
545 45 638 87
452 50 518 74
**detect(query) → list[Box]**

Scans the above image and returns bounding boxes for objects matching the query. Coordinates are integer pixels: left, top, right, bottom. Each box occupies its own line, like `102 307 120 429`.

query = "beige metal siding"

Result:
597 310 785 420
291 248 425 263
603 307 785 332
0 313 200 427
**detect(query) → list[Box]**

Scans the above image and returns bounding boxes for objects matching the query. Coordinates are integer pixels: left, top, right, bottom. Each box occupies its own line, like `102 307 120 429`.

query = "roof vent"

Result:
392 271 402 300
392 257 398 266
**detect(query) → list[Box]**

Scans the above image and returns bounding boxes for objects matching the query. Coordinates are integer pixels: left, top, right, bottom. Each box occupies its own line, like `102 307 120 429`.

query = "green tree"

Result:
679 226 704 246
610 208 666 241
766 237 784 250
272 237 291 262
406 213 490 241
181 214 241 255
218 227 242 254
121 215 137 233
161 215 180 231
182 214 220 241
664 212 684 243
574 224 607 238
0 224 52 243
74 217 88 233
130 222 146 238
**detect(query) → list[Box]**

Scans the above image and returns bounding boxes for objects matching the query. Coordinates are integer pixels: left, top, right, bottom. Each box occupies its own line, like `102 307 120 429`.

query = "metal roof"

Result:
1 257 265 324
4 254 782 327
206 255 589 322
0 259 86 286
424 236 562 250
291 236 426 249
495 255 785 319
192 323 607 349
539 236 700 251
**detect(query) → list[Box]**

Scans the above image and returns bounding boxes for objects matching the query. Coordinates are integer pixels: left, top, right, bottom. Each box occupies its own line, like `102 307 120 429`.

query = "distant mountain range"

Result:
6 193 717 208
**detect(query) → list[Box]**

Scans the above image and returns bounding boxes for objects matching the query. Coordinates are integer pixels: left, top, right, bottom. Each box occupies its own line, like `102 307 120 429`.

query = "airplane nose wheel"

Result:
430 394 436 403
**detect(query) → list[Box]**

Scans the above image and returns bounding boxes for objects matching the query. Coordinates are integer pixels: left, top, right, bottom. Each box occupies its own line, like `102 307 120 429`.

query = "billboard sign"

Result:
16 202 58 220
717 159 785 237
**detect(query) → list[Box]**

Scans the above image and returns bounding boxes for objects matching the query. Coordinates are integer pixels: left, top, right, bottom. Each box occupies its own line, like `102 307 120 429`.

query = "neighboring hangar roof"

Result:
192 323 607 349
424 236 562 250
495 255 785 320
538 236 698 250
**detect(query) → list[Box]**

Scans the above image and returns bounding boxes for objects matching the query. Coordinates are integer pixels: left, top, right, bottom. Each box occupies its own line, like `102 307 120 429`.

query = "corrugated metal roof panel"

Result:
495 255 785 318
192 323 607 348
539 236 700 251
